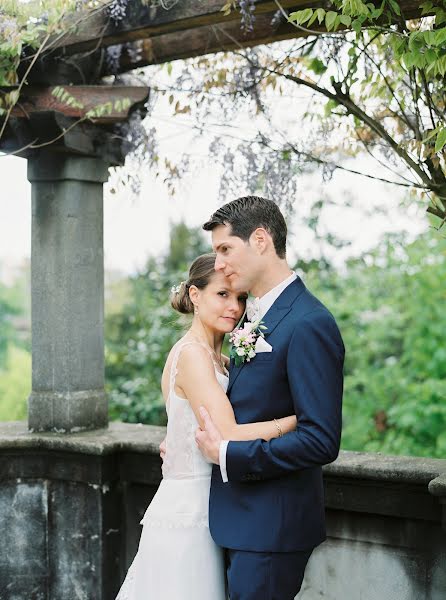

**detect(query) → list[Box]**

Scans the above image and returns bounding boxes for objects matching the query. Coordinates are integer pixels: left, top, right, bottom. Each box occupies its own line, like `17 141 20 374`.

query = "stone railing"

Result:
305 452 446 599
0 421 445 599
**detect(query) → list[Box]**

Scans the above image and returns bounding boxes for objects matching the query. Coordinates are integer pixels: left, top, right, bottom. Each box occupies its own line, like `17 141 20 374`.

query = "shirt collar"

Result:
257 272 297 319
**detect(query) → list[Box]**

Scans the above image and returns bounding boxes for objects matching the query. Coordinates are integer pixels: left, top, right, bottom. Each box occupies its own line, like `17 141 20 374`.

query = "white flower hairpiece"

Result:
171 281 186 295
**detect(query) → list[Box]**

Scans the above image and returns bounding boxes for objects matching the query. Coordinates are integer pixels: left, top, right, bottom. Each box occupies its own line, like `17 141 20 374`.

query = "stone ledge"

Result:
0 421 445 491
323 450 446 487
0 420 165 455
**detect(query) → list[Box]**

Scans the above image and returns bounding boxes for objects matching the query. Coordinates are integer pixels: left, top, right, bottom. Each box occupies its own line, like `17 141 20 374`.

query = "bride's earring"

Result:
194 305 199 315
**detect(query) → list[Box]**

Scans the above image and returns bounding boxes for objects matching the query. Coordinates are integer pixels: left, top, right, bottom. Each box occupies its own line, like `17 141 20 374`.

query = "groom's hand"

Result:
195 406 222 464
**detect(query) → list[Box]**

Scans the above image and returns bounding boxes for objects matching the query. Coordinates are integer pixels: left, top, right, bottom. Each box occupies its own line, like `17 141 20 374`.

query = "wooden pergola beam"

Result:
54 0 321 55
106 13 304 75
7 85 149 124
55 0 426 59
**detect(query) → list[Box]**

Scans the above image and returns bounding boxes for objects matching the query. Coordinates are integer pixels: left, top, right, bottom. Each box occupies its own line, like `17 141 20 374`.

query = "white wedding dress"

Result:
116 341 228 600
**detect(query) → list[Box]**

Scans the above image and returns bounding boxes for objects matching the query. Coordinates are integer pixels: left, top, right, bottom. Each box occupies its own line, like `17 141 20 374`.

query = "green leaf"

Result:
434 28 446 46
412 53 427 69
408 32 424 52
390 36 407 55
307 10 320 26
308 57 328 75
352 17 363 34
420 1 433 16
315 8 326 24
324 98 340 116
436 8 446 25
325 11 338 31
422 127 439 143
370 6 383 19
402 52 415 70
389 0 401 16
289 8 314 25
52 87 63 99
423 30 436 46
425 48 437 64
435 128 446 153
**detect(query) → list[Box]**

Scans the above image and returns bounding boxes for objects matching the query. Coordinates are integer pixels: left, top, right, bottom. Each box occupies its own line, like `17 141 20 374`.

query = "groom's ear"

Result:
251 228 270 254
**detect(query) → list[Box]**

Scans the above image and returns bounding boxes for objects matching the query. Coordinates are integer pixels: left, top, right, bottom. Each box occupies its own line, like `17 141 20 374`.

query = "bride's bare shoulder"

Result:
162 338 206 381
161 338 213 398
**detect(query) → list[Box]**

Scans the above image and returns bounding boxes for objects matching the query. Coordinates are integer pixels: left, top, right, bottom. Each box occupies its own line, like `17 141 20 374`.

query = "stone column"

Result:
27 151 109 432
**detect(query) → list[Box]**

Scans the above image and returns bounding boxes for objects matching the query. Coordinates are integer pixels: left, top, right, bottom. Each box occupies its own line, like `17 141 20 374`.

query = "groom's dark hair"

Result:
203 196 287 259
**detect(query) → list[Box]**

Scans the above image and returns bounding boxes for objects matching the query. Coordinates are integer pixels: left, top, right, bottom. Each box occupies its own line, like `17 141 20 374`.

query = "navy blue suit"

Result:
209 277 344 598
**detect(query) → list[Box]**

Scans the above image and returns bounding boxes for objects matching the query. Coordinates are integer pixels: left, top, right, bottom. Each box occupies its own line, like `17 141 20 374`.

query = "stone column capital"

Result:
28 152 110 184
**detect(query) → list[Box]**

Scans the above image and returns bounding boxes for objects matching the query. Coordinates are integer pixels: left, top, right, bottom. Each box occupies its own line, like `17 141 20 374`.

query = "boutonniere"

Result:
229 318 268 367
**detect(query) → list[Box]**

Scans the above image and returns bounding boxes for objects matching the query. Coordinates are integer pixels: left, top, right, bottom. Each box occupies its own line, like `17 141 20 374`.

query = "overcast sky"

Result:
0 146 428 285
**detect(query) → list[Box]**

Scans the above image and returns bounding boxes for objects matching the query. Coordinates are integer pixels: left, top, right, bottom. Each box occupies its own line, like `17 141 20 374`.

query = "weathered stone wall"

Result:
0 421 445 599
0 422 164 600
301 454 446 599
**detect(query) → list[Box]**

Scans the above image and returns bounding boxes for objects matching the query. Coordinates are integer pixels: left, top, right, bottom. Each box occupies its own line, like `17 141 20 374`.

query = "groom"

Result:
196 196 345 599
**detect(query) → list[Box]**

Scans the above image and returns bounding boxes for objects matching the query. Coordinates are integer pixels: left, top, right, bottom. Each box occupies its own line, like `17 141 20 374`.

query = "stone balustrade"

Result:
0 421 445 599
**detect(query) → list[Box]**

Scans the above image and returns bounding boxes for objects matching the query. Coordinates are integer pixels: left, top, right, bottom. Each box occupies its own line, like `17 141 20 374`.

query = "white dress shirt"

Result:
219 272 297 482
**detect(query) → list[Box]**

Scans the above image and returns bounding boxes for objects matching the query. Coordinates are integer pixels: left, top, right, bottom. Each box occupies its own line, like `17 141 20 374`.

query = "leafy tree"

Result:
134 0 446 228
0 346 30 421
304 230 446 458
0 274 28 369
0 268 31 419
105 222 210 424
0 1 154 152
0 295 17 369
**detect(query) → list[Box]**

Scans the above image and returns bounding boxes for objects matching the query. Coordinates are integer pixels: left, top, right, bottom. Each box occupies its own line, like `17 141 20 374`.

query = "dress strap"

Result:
169 340 215 397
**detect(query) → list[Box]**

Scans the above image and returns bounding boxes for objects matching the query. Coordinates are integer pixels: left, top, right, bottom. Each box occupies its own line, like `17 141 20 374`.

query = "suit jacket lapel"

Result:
227 277 306 394
228 358 242 392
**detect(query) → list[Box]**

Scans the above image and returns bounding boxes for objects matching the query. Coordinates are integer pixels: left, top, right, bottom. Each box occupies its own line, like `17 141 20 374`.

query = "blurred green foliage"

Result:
304 232 446 458
105 223 210 425
1 224 444 459
0 269 31 419
0 266 29 362
0 297 16 369
0 345 30 421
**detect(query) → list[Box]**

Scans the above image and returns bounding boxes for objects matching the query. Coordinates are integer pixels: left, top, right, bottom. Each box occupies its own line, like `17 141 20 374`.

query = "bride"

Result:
116 253 297 600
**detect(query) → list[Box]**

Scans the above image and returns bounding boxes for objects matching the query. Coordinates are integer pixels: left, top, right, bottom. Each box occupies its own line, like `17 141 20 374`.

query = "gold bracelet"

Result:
273 418 283 437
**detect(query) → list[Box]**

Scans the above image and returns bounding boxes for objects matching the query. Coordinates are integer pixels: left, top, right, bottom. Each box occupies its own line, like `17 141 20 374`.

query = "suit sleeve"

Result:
226 309 344 482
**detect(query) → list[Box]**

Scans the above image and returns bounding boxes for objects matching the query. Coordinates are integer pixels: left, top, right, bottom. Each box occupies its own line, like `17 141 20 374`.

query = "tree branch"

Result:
0 33 51 143
268 67 434 189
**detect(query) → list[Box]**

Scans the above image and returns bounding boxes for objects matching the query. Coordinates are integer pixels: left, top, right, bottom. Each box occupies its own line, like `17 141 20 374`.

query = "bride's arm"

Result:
177 346 296 441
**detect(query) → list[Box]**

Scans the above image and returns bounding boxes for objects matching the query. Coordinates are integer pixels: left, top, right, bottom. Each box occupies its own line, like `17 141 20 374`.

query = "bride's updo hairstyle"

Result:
171 253 217 314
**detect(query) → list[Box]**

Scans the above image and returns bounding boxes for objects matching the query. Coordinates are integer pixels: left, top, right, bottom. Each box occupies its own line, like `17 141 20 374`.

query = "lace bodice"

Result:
162 341 229 480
